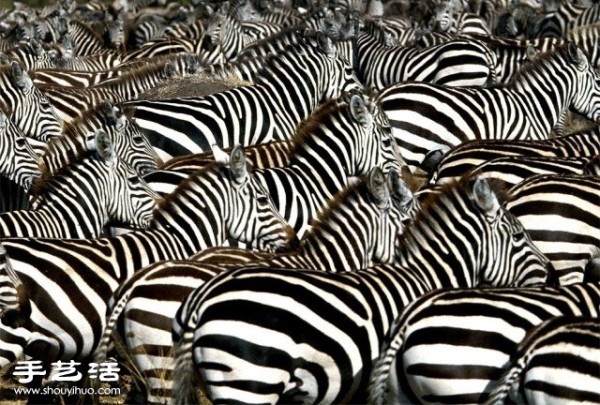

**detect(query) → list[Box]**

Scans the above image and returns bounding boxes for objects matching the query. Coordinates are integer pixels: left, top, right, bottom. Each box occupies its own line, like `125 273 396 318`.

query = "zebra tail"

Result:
367 322 408 405
92 290 132 364
172 330 200 405
484 360 526 405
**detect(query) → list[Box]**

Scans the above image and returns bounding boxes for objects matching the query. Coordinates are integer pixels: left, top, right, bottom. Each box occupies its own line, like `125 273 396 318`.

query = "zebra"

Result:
506 174 600 285
0 109 39 192
355 31 499 90
207 94 402 237
91 167 414 403
529 2 596 38
0 144 296 370
485 316 600 405
0 61 62 141
42 100 161 176
160 140 292 173
170 174 553 405
368 283 600 405
0 130 159 238
39 53 201 123
376 43 600 172
125 32 360 161
120 35 223 64
429 125 600 184
29 67 123 88
0 242 29 330
434 155 600 188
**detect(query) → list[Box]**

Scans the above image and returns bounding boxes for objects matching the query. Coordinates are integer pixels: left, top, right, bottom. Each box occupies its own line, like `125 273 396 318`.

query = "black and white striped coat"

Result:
369 283 600 405
170 175 552 404
0 147 295 367
377 43 600 171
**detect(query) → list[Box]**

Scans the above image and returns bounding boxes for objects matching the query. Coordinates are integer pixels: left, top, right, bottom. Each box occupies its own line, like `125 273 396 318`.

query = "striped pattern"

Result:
486 316 600 405
0 61 63 141
368 284 600 405
376 43 600 171
355 32 498 90
0 132 159 238
430 125 600 184
126 33 359 160
170 175 552 404
506 174 600 285
0 148 296 364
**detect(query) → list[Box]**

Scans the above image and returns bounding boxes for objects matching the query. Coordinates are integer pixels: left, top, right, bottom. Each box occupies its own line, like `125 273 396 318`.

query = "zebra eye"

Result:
512 228 525 241
15 138 27 147
128 176 141 184
256 194 269 203
133 135 145 144
382 138 392 146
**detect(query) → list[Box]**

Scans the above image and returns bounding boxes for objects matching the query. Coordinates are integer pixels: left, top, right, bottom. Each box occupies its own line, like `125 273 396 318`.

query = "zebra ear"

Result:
212 144 230 165
388 169 413 209
29 38 44 57
350 94 373 128
567 42 586 71
470 177 501 217
10 61 32 91
316 31 335 56
94 130 117 165
229 144 248 182
526 45 538 61
0 53 10 66
185 53 201 74
368 167 389 207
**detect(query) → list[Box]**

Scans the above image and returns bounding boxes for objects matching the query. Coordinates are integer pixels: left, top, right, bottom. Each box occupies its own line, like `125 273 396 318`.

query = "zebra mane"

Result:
40 106 118 174
30 149 100 202
399 175 509 244
242 26 305 52
287 97 346 157
567 21 600 38
151 164 228 226
508 43 572 87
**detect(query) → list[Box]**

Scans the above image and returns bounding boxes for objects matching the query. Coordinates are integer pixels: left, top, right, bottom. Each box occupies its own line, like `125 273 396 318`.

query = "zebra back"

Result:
430 125 600 183
437 155 599 188
160 140 292 173
506 174 600 285
485 316 600 405
29 67 123 88
368 283 600 404
170 174 552 404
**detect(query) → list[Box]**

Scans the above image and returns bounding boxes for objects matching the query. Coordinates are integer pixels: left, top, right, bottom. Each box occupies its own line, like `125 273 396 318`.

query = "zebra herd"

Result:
0 0 597 403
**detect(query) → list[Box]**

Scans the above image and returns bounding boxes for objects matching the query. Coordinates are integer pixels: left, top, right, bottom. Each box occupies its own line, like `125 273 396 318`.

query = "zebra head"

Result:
345 93 407 177
215 144 298 253
308 30 362 101
0 109 40 191
0 61 62 141
102 101 162 175
0 242 30 330
92 130 159 230
430 0 454 32
367 167 405 266
565 42 600 123
395 176 553 288
468 177 553 287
